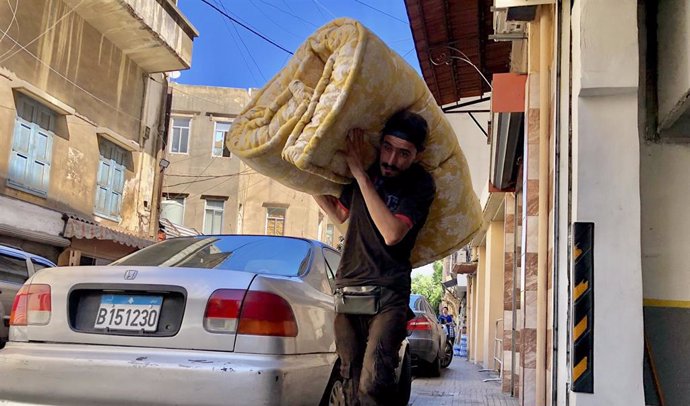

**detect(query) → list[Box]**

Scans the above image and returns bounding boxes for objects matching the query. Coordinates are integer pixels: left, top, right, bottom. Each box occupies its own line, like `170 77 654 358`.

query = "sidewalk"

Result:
409 357 518 406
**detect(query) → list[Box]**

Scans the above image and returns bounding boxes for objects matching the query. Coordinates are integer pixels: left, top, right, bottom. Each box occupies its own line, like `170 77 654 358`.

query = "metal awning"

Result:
405 0 512 106
159 218 201 238
453 263 478 274
63 215 154 249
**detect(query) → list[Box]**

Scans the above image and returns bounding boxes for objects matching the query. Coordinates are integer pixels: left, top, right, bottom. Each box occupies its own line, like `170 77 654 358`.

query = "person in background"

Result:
438 306 456 344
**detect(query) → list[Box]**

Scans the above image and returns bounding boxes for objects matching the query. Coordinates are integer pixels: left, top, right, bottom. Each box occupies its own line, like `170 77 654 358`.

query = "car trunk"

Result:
21 266 257 352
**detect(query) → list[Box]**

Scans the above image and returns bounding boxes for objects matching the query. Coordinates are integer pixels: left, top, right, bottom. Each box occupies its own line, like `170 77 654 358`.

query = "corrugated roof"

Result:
63 215 154 249
405 0 512 106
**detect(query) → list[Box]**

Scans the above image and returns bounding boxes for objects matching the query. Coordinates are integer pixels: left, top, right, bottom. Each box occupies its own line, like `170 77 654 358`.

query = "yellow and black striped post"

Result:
571 222 594 393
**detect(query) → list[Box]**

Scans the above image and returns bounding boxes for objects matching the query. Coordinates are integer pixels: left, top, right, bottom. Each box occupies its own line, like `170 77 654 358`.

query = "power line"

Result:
199 0 293 55
163 169 253 188
0 0 20 56
223 9 267 82
0 0 85 64
211 0 264 85
353 0 409 24
257 0 318 29
0 29 145 125
246 0 302 40
313 0 337 19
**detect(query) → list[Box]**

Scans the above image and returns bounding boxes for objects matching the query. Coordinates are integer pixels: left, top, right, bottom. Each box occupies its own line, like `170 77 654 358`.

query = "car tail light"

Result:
407 316 432 331
204 289 245 333
10 284 51 326
237 291 298 337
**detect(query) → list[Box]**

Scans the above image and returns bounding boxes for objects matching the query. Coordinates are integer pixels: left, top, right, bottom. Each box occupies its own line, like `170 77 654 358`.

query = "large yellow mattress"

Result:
227 18 481 267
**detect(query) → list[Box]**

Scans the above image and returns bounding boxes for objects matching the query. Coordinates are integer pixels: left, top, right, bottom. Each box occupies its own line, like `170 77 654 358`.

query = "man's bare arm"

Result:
313 194 349 224
344 129 411 246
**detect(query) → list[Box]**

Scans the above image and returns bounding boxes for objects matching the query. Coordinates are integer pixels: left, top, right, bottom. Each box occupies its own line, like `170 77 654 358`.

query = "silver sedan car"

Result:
0 235 411 406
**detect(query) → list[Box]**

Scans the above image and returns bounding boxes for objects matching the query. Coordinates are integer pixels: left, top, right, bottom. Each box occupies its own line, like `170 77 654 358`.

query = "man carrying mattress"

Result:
314 110 435 405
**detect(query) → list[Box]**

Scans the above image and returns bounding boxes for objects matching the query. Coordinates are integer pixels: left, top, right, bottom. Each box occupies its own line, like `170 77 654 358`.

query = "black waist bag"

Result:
334 286 381 315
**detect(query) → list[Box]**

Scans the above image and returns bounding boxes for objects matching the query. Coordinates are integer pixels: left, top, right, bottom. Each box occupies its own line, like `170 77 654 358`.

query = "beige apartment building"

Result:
162 84 343 247
236 161 343 247
0 0 196 264
161 83 249 236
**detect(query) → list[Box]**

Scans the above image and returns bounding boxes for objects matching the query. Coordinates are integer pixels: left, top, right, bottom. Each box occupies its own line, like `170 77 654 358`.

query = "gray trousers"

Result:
334 288 411 406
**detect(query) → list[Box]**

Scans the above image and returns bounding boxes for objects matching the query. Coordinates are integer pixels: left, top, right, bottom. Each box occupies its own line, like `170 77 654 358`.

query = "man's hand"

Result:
345 128 367 183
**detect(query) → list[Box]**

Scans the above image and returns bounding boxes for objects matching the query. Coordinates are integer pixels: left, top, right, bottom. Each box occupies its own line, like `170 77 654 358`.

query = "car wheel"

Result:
320 361 347 406
328 379 347 406
392 347 412 406
440 341 453 368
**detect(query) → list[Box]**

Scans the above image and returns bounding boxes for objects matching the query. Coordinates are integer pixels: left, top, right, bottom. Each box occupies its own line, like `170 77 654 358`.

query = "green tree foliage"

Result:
411 260 444 313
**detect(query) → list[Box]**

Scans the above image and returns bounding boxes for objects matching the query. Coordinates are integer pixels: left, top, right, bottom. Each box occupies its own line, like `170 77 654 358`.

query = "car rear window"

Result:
112 236 312 277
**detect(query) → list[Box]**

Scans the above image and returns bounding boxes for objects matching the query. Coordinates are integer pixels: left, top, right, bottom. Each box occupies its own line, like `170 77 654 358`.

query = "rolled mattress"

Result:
227 18 481 267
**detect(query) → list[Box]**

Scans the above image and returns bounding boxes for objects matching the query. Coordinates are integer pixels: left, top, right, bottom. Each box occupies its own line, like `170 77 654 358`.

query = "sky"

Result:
175 0 421 89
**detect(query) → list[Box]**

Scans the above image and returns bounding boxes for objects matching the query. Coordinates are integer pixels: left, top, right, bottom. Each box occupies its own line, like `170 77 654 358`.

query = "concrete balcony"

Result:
64 0 198 72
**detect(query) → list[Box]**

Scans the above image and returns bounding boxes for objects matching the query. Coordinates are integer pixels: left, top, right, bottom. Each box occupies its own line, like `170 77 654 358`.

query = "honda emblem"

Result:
124 270 138 280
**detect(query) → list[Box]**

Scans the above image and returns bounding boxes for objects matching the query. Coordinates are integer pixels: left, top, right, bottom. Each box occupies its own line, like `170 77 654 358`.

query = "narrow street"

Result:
411 358 518 406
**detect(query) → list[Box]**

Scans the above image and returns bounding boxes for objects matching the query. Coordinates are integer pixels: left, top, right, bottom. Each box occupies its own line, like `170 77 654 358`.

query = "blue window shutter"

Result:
9 119 31 186
30 127 52 193
95 156 111 215
94 140 126 219
111 165 124 216
8 98 54 196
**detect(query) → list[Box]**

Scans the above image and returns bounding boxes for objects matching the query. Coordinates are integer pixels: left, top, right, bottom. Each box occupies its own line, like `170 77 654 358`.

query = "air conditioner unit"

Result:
491 8 527 41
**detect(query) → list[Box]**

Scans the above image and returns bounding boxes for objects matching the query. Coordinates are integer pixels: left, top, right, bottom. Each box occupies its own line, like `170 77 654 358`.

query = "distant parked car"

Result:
0 245 55 346
0 235 411 406
407 294 448 376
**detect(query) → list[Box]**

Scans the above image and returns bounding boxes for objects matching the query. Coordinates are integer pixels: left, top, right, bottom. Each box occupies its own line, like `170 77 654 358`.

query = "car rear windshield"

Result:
112 236 312 277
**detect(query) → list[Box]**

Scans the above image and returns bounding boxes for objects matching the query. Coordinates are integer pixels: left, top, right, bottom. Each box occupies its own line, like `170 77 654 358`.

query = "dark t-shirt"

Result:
335 162 435 293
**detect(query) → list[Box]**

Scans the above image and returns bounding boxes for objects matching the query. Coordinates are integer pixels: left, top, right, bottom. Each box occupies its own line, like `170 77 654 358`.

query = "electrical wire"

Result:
353 0 408 24
0 0 19 52
213 0 267 81
0 29 147 125
310 0 335 21
225 12 268 82
0 0 85 64
163 169 253 188
257 0 318 28
199 0 293 55
246 0 302 40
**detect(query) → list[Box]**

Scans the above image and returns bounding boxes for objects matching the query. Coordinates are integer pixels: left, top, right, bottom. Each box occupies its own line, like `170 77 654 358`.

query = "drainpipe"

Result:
536 5 553 406
552 1 563 404
148 77 172 238
510 192 522 396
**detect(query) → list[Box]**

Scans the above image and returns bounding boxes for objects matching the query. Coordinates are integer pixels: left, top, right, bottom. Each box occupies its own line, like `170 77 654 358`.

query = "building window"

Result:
212 121 232 157
170 117 190 154
204 199 224 234
94 139 127 220
326 223 334 246
8 95 56 197
161 196 185 225
265 207 286 236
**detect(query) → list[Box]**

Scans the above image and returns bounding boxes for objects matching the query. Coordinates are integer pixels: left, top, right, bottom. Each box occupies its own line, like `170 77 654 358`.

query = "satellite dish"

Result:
169 71 181 79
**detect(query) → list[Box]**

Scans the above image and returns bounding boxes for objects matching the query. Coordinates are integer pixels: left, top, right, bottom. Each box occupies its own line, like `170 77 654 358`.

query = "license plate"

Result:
94 295 163 332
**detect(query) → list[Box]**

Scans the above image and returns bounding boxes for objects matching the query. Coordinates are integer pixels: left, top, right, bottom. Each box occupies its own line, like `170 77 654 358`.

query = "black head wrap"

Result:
381 110 428 152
